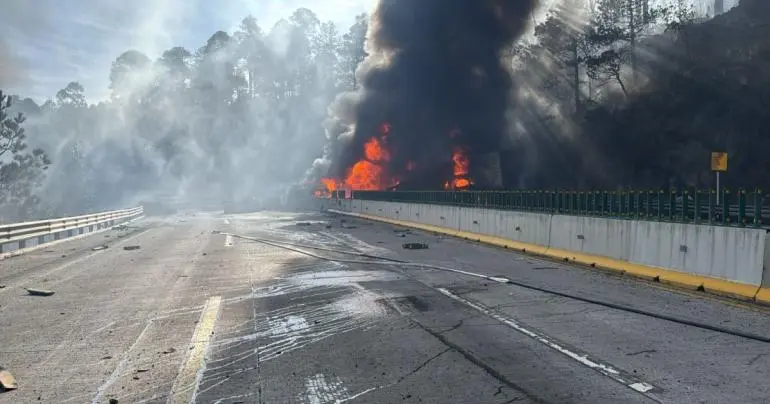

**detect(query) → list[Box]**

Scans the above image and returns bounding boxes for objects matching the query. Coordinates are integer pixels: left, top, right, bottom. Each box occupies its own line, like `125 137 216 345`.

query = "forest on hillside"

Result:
508 0 769 190
0 0 766 222
0 9 369 221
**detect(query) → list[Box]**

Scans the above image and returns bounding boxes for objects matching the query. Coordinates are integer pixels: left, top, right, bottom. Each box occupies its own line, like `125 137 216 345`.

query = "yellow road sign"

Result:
711 152 728 171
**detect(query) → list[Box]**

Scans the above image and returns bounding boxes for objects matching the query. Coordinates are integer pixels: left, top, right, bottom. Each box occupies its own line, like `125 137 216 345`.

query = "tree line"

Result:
0 8 368 221
2 1 765 221
506 0 768 190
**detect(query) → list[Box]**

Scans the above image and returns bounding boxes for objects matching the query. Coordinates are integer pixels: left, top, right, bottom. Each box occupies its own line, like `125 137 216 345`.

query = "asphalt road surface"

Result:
1 211 769 404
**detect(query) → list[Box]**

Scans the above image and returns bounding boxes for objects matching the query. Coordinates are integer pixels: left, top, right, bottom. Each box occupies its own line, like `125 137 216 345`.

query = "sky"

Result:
0 0 376 102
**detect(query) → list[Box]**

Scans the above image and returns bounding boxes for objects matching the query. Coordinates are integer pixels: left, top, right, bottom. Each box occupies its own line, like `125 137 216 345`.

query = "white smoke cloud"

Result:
1 0 375 102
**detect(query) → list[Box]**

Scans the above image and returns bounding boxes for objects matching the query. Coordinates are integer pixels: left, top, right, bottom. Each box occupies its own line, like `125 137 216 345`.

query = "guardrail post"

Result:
754 188 763 228
738 188 747 227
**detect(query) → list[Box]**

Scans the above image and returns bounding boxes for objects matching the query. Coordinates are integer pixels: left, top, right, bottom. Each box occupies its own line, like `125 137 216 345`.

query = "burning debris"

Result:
316 0 539 193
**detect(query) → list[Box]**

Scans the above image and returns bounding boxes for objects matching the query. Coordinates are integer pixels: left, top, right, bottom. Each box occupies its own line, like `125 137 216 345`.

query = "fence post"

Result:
722 188 730 225
668 188 676 222
738 188 746 226
754 188 763 227
682 189 689 222
693 189 701 224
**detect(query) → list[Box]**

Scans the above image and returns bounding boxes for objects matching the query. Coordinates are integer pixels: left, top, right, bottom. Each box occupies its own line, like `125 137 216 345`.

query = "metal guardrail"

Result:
0 206 144 253
345 189 768 228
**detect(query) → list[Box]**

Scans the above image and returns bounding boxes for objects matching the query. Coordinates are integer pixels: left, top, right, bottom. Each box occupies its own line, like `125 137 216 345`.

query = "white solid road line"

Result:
91 321 154 404
436 288 658 396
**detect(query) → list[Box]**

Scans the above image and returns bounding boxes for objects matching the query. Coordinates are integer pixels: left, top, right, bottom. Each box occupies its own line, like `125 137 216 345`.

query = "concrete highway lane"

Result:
1 211 769 403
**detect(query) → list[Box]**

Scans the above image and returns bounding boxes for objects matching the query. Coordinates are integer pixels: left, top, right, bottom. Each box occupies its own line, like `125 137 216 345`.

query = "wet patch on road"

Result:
195 265 398 403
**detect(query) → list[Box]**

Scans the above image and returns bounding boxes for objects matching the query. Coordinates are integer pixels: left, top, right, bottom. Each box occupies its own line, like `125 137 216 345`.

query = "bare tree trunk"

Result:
628 0 637 84
572 39 581 114
614 71 628 96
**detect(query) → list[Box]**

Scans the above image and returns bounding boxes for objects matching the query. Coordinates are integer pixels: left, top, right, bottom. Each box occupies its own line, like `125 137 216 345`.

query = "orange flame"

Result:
321 178 337 192
318 122 409 192
446 146 472 190
364 137 390 162
341 128 396 190
345 160 386 190
453 147 469 177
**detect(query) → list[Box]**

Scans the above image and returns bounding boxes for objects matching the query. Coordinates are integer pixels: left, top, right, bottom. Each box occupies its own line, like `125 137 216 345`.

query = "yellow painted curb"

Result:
331 209 763 303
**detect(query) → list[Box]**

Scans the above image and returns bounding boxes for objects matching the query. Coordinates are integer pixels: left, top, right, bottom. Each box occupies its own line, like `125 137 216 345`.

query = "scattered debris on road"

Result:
136 368 149 373
91 245 108 251
0 368 17 391
325 224 332 229
161 347 176 354
112 225 128 231
109 399 119 404
202 252 207 256
296 222 312 226
0 284 5 289
101 355 113 360
123 245 141 251
25 288 55 296
394 229 411 234
402 242 429 250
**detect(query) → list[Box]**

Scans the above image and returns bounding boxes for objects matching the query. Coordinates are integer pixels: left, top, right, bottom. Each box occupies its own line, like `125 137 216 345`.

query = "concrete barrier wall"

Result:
763 234 770 288
333 199 768 288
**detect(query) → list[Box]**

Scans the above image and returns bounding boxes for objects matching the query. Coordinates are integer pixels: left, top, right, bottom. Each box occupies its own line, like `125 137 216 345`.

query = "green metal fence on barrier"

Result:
344 189 767 228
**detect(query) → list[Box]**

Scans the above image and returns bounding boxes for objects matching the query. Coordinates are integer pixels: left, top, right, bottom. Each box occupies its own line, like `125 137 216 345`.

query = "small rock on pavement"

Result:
161 347 176 354
0 284 5 289
92 245 108 251
109 399 119 404
123 245 141 251
25 288 55 296
0 368 18 390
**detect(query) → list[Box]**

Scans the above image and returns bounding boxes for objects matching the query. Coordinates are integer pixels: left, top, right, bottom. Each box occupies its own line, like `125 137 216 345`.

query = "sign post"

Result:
711 152 728 205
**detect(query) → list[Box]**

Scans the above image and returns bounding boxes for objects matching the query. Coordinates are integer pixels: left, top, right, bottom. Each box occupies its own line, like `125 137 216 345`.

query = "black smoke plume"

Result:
325 0 539 190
